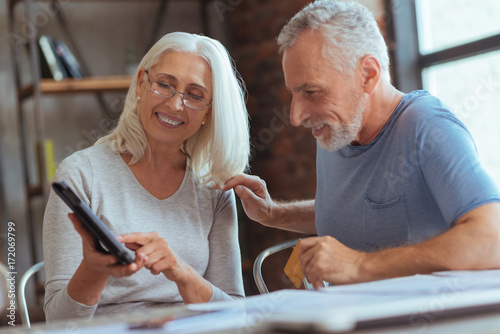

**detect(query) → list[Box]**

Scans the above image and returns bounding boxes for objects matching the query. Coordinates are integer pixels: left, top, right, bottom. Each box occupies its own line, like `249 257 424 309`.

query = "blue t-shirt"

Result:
315 90 500 252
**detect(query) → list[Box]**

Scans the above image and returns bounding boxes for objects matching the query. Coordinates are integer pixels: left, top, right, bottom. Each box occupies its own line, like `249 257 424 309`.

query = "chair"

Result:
253 238 313 294
0 262 10 309
18 261 45 328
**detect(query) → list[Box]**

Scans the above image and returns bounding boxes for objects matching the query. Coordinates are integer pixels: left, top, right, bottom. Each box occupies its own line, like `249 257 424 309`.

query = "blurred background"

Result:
1 0 499 324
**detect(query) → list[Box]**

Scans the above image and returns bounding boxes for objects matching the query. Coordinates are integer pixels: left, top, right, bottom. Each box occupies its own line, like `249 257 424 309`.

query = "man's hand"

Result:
298 203 500 287
298 236 366 287
220 174 316 234
219 174 277 226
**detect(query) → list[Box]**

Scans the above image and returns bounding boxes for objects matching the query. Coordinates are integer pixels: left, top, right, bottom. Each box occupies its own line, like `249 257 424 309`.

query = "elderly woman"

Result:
42 32 249 322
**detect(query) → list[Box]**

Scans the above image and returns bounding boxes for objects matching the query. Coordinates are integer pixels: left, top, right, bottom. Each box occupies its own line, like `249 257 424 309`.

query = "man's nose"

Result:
289 99 310 127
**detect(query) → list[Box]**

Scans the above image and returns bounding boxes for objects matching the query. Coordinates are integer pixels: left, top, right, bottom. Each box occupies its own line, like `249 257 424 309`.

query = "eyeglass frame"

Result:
144 70 212 111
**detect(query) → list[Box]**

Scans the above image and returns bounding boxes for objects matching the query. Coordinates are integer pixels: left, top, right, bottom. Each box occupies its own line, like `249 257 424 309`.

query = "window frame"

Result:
391 0 500 93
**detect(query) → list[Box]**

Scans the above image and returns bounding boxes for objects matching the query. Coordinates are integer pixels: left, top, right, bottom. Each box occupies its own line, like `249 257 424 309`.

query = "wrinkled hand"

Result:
118 232 190 283
219 174 276 225
298 236 366 287
68 213 146 278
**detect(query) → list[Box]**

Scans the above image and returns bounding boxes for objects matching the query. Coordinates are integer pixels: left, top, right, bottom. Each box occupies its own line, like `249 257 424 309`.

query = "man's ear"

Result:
136 68 146 98
359 55 381 94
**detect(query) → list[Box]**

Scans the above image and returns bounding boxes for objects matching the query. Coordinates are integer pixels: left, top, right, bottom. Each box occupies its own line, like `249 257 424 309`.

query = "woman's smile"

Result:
155 112 184 128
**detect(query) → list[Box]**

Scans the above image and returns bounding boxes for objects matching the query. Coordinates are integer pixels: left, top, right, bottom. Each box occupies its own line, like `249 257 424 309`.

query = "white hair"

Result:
277 0 390 81
96 32 250 186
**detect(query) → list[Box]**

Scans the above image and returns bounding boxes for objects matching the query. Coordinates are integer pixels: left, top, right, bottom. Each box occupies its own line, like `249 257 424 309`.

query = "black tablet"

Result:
52 181 134 265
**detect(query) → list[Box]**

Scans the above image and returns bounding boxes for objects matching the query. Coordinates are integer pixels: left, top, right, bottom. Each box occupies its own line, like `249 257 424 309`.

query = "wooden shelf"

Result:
10 0 158 6
9 0 178 10
27 183 43 198
19 76 133 100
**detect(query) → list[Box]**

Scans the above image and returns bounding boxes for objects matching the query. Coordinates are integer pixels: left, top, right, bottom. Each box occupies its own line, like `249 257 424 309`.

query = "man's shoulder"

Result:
396 90 463 130
400 90 448 117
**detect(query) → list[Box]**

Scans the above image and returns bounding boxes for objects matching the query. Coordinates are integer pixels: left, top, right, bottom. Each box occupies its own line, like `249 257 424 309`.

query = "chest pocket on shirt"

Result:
362 193 409 250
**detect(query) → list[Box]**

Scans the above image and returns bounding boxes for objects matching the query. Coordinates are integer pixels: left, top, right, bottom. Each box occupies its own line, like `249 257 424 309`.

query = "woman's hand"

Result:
67 213 147 306
118 232 213 303
118 232 188 280
69 213 147 278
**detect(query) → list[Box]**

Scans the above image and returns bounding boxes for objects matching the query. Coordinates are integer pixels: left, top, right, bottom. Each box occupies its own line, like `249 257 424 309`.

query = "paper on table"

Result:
258 273 500 332
433 269 500 279
38 323 130 334
43 271 500 334
171 271 500 333
319 274 450 295
187 298 244 312
320 270 500 296
162 308 248 333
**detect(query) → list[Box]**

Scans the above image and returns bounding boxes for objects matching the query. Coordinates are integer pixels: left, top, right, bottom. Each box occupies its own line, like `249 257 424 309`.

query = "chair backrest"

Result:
18 261 45 328
253 238 313 294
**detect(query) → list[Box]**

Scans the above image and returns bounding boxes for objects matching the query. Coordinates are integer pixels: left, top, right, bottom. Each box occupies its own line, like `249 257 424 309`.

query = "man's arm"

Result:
220 174 316 235
298 202 500 287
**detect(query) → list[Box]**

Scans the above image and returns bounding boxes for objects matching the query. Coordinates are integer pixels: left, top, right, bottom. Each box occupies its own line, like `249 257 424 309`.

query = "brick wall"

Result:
228 0 314 295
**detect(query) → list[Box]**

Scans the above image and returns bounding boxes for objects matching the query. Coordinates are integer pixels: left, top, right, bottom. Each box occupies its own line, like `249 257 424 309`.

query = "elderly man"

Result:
221 0 500 287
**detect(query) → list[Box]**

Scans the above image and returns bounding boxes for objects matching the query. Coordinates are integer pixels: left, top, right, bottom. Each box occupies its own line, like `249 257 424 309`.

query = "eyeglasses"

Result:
145 71 212 111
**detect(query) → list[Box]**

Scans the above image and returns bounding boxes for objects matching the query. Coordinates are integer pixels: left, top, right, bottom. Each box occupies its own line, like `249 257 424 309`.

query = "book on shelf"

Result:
53 39 84 79
38 35 67 81
38 35 84 81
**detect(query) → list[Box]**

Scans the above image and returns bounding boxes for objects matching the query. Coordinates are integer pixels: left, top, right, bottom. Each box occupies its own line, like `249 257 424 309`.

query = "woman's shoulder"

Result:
62 143 114 165
56 143 117 177
182 167 235 208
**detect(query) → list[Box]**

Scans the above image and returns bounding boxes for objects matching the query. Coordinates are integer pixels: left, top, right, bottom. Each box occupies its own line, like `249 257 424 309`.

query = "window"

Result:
393 0 500 187
417 0 500 54
422 51 500 186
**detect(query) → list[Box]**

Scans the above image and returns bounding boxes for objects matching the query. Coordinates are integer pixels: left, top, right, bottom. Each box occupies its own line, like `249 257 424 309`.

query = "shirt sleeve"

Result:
204 189 245 301
417 114 500 226
43 152 98 322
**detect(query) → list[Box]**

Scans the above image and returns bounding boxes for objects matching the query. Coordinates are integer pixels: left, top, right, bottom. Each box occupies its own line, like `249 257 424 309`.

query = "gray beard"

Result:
318 109 363 151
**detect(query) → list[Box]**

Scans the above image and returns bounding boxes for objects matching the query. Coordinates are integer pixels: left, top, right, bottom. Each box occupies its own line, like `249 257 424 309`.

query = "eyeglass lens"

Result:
150 82 209 111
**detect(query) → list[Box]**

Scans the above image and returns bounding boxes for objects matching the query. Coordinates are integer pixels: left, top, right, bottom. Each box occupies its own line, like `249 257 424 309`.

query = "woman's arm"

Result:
118 189 245 303
43 155 99 322
43 156 145 322
66 215 146 305
203 189 245 300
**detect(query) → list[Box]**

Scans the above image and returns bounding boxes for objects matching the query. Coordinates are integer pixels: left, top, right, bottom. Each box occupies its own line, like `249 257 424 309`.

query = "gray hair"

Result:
278 0 390 81
96 32 249 186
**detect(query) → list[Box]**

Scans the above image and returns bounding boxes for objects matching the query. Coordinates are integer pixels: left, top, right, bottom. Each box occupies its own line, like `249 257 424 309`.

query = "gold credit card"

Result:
284 239 304 288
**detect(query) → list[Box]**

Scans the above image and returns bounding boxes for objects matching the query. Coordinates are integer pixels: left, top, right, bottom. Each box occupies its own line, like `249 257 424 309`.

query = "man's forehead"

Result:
282 42 329 88
284 29 325 56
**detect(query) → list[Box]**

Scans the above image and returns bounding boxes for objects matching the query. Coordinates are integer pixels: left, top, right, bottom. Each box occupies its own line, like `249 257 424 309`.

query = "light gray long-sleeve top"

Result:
42 143 244 322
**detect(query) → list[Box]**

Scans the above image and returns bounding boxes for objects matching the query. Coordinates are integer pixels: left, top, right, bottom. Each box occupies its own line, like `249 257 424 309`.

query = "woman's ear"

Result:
136 68 146 98
359 55 381 94
203 105 212 124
